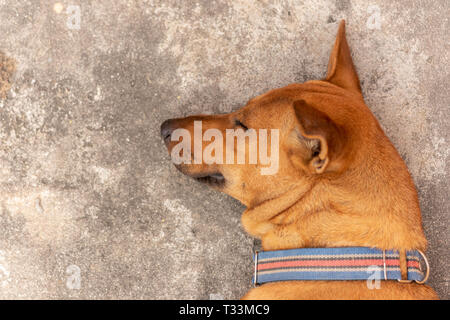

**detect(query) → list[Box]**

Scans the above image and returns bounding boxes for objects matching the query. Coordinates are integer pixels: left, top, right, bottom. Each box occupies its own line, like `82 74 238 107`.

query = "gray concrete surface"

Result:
0 0 448 299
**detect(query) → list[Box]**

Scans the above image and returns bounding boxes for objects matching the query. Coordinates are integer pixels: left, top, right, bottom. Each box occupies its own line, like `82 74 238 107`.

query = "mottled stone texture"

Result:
0 0 448 299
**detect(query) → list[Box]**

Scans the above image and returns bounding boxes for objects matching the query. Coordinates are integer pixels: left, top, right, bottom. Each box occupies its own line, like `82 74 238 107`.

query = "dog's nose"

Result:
161 119 175 143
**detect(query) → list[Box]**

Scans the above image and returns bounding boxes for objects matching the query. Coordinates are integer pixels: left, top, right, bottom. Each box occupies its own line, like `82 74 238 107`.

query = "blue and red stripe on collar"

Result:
253 247 429 285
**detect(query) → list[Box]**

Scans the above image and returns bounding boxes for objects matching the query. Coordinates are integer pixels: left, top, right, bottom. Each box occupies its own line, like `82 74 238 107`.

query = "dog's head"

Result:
161 21 389 208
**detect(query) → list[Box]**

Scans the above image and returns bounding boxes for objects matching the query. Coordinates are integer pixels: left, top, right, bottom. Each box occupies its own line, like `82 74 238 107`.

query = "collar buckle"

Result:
397 249 430 284
253 249 260 287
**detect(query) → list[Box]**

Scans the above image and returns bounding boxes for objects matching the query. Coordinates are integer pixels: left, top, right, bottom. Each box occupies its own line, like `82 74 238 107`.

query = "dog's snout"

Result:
161 119 175 143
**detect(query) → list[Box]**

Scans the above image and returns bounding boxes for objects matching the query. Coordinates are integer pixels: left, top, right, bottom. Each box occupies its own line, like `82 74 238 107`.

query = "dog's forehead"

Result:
244 81 364 113
239 83 319 119
239 96 292 121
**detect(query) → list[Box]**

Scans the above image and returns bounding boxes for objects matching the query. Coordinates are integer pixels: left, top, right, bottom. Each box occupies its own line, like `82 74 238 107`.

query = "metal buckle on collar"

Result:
382 250 388 280
253 249 259 287
397 249 430 284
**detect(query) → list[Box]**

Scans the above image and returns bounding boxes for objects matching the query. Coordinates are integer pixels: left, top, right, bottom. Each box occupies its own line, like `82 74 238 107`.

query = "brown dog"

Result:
161 21 438 299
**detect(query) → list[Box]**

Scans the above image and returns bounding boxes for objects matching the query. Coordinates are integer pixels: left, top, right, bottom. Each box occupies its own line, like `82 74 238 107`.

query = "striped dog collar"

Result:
253 247 429 285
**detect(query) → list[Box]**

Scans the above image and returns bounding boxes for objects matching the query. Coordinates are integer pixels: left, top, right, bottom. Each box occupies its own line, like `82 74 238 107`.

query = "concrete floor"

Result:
0 0 448 299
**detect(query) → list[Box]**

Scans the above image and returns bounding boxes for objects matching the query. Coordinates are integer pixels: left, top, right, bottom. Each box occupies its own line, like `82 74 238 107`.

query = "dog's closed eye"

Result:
235 119 249 131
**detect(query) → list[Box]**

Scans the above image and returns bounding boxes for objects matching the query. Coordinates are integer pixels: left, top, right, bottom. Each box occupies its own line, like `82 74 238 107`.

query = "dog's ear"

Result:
325 20 362 97
290 100 346 174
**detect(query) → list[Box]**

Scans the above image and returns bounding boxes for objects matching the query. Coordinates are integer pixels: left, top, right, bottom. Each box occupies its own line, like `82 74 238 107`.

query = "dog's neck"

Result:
241 144 427 252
